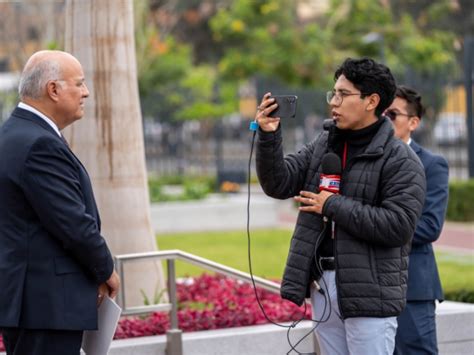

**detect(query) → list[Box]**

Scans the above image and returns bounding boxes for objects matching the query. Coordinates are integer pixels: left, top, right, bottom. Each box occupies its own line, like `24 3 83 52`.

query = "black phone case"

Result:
268 95 298 118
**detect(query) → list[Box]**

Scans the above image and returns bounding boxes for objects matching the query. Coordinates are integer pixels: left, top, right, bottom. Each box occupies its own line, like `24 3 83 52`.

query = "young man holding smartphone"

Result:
254 58 426 354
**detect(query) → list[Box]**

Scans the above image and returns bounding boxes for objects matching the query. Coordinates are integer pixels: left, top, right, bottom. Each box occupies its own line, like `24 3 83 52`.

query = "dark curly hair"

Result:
395 85 425 119
334 58 396 117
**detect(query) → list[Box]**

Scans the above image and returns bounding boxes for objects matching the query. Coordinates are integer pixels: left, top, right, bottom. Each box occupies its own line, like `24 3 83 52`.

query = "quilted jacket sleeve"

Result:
256 126 323 200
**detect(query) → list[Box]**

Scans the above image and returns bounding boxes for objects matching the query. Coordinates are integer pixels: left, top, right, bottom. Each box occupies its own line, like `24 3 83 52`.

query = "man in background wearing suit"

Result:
386 86 449 355
0 50 120 355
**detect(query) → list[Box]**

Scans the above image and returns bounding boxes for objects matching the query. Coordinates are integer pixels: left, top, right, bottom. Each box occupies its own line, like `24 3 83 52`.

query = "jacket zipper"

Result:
334 143 347 319
334 182 345 319
334 142 384 319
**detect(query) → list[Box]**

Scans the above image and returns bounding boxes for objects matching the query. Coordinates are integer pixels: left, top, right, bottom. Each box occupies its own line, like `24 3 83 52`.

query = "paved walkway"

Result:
435 221 474 253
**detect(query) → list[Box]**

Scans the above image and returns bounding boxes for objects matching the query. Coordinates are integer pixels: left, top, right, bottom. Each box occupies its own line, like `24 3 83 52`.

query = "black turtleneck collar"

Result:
338 117 384 145
329 117 385 153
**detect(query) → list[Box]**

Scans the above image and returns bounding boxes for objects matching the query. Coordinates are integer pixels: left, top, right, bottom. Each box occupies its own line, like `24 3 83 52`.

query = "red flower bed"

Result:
0 274 311 351
114 274 311 339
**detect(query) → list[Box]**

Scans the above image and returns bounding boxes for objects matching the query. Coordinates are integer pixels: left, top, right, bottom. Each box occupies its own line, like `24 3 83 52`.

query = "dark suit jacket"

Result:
406 140 449 301
0 107 114 330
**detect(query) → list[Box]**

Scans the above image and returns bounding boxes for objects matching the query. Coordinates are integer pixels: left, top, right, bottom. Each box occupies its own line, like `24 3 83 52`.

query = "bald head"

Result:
18 50 89 129
18 50 80 100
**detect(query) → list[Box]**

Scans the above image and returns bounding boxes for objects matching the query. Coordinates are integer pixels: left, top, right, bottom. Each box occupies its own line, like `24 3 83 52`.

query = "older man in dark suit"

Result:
0 50 120 355
386 86 449 355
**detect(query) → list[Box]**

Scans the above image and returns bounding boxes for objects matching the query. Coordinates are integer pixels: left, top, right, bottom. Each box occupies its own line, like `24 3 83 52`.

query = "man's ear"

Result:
409 116 421 133
365 93 380 112
46 80 60 102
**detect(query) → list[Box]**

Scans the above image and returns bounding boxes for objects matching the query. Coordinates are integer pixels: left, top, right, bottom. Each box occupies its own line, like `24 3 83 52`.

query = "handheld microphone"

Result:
323 118 336 131
320 153 342 240
319 152 342 194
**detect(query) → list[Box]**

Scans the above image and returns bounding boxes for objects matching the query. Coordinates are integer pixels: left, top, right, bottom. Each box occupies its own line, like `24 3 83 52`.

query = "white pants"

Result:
310 271 398 355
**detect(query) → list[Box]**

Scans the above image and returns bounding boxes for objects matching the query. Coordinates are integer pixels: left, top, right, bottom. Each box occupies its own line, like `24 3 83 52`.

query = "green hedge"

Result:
148 175 216 202
447 179 474 222
444 289 474 303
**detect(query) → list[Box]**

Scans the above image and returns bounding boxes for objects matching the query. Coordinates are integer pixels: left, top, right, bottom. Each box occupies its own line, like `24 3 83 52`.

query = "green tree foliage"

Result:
210 0 333 88
390 0 473 41
136 28 237 122
147 0 225 64
326 0 456 77
321 0 457 115
209 0 457 101
135 0 459 122
134 0 236 122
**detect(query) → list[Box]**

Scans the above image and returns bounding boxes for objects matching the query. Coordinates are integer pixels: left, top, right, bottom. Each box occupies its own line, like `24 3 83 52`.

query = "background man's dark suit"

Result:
0 108 114 343
395 140 449 354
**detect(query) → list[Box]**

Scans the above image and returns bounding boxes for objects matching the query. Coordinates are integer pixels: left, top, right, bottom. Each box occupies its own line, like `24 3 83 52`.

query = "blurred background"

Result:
0 0 472 183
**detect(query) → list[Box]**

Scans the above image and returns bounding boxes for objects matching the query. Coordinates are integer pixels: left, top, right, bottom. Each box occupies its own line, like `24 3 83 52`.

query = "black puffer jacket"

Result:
256 118 426 318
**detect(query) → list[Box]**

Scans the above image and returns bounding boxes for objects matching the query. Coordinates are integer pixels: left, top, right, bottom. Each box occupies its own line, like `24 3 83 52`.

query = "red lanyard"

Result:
342 142 348 170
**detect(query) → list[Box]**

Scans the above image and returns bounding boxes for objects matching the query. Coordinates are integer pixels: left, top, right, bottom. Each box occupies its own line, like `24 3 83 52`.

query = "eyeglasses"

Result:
326 90 362 106
385 110 412 121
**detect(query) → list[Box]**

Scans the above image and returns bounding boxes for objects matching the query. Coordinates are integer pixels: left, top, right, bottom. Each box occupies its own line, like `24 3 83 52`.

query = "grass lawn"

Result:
435 252 474 294
156 228 474 296
157 228 293 279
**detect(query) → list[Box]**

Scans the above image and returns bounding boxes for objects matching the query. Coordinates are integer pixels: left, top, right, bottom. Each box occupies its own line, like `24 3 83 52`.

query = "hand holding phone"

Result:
268 95 298 119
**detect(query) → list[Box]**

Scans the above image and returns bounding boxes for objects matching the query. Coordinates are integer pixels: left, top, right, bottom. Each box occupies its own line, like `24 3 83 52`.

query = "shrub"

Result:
114 274 311 339
447 179 474 221
148 178 165 202
182 180 211 200
148 175 215 202
444 289 474 303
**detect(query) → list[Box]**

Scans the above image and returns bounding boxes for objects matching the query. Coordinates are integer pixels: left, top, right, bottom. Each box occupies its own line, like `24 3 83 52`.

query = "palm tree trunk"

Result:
64 0 166 307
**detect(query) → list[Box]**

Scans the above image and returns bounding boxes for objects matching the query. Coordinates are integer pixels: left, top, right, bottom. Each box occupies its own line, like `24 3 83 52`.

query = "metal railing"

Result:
114 249 281 355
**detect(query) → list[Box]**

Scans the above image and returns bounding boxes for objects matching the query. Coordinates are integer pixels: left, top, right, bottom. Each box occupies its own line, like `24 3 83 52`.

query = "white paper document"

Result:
82 296 122 355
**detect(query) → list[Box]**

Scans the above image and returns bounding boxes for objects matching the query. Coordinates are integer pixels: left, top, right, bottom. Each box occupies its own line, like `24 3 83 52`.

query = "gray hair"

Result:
18 58 62 100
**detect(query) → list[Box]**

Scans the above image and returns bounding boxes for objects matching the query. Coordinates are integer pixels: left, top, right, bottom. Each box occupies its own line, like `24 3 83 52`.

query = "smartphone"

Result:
268 95 298 118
